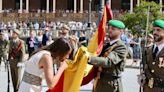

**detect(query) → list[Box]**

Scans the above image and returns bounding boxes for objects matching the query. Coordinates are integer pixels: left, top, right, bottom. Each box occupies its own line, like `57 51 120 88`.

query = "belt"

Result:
22 71 42 86
100 72 120 80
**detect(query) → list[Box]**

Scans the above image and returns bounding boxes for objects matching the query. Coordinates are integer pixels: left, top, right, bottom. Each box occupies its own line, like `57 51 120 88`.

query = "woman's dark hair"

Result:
31 37 72 60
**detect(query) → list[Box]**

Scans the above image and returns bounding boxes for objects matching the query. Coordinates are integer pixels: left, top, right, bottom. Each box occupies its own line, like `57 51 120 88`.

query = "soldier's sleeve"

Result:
89 45 127 68
19 40 26 62
5 40 9 51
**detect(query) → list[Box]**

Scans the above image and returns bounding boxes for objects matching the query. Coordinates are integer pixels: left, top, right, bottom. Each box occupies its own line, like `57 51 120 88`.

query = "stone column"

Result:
20 0 23 13
160 0 163 13
130 0 133 13
80 0 83 13
74 0 77 13
0 0 2 13
53 0 56 13
46 0 49 13
109 0 111 8
26 0 29 13
88 0 92 27
137 0 140 6
106 0 111 8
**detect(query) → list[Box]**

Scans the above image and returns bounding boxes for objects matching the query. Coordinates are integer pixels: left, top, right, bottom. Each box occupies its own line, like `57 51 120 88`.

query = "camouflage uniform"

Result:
0 38 9 66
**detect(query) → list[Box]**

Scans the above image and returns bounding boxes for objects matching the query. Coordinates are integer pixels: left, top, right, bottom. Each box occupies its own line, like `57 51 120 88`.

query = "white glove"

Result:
137 73 146 86
17 62 25 68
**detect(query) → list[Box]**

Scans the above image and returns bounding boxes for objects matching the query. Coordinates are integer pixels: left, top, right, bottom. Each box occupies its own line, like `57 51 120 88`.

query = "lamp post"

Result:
88 0 92 29
100 0 104 18
97 0 104 26
86 0 92 39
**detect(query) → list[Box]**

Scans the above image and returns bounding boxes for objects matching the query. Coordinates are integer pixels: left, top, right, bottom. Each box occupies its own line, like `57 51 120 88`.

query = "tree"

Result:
121 1 163 35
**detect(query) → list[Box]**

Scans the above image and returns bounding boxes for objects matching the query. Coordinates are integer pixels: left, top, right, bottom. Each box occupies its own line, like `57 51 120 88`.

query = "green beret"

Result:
108 20 125 29
153 19 164 29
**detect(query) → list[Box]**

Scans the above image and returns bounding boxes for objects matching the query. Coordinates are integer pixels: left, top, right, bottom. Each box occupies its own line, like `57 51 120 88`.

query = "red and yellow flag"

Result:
87 3 113 55
82 4 113 85
47 4 113 92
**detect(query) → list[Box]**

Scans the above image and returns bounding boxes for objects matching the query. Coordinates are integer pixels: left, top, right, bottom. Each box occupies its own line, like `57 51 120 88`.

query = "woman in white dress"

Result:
18 37 72 92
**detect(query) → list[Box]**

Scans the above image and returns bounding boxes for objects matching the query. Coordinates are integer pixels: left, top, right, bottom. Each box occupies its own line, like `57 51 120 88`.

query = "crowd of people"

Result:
0 22 89 91
0 20 97 37
121 29 143 66
0 19 163 92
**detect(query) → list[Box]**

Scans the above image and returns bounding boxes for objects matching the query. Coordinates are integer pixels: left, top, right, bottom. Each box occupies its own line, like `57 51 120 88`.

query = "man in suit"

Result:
26 30 39 56
142 19 164 92
8 29 25 92
42 27 51 46
88 20 128 92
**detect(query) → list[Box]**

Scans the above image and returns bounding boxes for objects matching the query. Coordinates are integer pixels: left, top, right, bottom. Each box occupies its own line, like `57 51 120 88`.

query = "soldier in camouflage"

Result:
0 31 9 69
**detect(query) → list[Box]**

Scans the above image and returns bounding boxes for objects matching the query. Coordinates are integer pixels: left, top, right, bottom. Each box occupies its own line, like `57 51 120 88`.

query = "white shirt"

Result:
13 37 19 43
3 32 9 40
157 43 164 54
34 23 39 30
37 35 43 42
12 23 17 29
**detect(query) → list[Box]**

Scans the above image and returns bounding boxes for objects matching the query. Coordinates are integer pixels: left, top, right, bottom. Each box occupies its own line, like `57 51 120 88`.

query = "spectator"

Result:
58 25 70 38
26 30 39 56
34 21 40 34
146 34 154 47
36 31 43 48
131 34 142 66
42 27 51 46
46 36 54 45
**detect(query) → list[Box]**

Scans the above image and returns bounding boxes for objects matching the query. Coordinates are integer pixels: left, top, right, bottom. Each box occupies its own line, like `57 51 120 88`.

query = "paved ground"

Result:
0 58 141 92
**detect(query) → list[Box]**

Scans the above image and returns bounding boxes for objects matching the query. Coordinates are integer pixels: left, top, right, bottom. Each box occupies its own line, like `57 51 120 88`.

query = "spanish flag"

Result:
47 4 113 92
82 3 113 86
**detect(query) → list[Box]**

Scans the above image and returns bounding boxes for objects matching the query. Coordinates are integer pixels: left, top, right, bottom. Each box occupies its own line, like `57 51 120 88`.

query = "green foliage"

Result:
121 1 163 35
159 14 164 20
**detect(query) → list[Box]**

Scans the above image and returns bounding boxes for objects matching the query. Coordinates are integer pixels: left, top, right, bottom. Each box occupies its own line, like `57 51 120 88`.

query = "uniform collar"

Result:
13 37 19 43
154 43 164 53
157 43 164 53
110 38 120 45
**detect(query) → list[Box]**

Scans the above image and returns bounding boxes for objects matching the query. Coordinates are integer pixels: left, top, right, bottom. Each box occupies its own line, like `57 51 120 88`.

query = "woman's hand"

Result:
60 61 68 70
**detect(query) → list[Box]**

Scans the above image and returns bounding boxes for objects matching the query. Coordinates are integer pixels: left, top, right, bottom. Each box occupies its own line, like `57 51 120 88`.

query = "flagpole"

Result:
7 60 10 92
145 6 150 47
140 6 150 92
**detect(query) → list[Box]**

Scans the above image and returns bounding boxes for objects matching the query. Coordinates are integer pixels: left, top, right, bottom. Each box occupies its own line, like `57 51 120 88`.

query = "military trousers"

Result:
93 76 123 92
9 60 23 92
0 54 7 66
143 85 164 92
